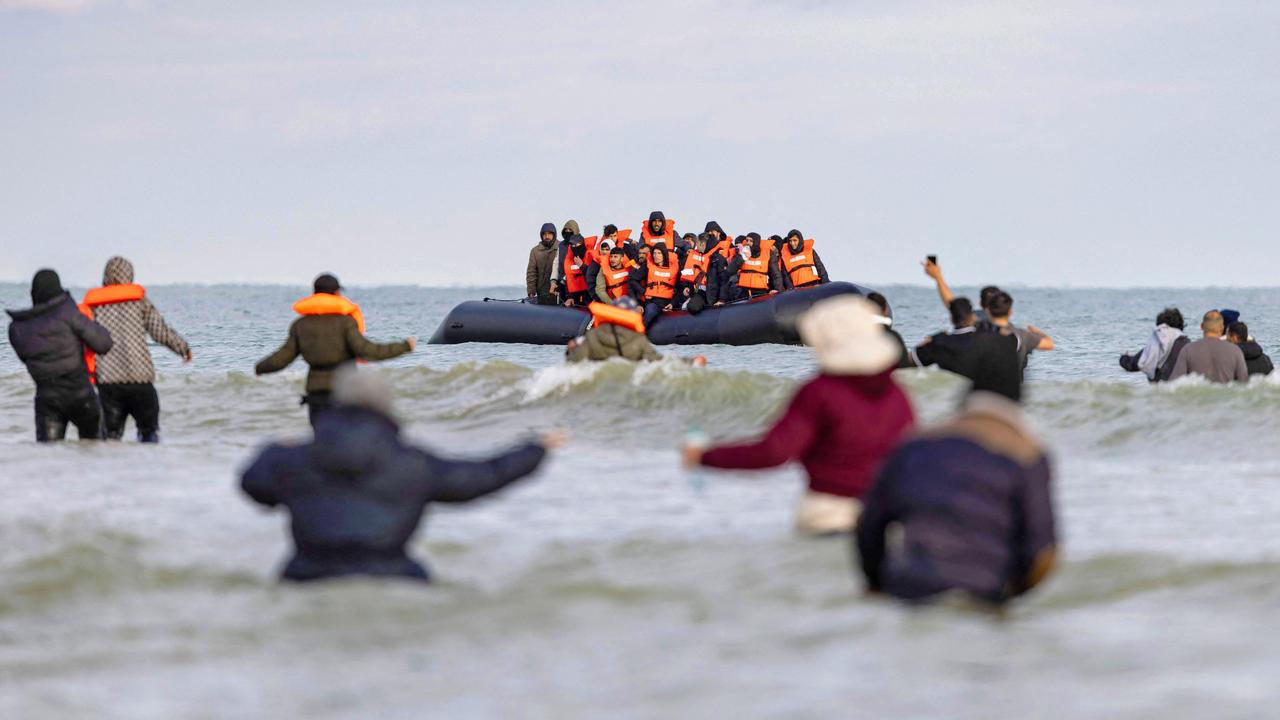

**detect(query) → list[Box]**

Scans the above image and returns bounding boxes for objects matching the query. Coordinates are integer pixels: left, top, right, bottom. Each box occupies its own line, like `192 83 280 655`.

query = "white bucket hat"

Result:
798 295 901 375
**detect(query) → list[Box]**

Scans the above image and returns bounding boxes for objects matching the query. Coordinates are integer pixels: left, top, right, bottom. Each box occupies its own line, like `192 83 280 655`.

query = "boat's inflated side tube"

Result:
429 300 592 345
428 282 877 346
646 282 870 345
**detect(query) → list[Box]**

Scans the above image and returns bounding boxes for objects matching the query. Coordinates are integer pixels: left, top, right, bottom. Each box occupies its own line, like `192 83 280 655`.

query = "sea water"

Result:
2 282 1279 719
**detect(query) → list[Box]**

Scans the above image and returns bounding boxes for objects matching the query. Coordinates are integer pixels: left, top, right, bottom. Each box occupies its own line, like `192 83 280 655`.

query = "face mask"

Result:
541 238 555 248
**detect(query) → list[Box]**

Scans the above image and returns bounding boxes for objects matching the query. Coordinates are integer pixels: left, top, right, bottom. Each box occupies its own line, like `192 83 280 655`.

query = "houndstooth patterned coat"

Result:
89 256 190 385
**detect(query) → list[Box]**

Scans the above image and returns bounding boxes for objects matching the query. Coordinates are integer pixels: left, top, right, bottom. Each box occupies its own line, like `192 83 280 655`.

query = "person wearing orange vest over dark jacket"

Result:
640 210 675 251
566 296 663 363
779 229 830 290
7 269 114 442
255 273 416 427
641 244 680 328
558 234 592 307
726 233 784 301
81 256 191 443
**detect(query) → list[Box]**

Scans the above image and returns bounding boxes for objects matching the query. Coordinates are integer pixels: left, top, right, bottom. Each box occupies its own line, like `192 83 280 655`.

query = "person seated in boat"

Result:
676 233 728 315
241 365 562 583
726 233 783 301
641 244 680 328
567 296 662 363
641 210 675 250
779 230 830 290
558 233 592 308
594 246 642 304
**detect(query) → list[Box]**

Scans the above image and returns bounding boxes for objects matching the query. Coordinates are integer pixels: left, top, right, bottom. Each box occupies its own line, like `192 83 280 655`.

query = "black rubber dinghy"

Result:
429 281 878 346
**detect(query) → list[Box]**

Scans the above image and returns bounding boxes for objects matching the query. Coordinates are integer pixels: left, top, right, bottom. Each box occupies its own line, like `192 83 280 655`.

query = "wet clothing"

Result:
1238 341 1274 376
566 324 662 362
857 392 1057 605
88 257 189 385
699 370 915 500
255 314 412 395
1167 338 1249 383
99 382 160 442
7 292 114 441
1120 324 1189 382
241 407 548 582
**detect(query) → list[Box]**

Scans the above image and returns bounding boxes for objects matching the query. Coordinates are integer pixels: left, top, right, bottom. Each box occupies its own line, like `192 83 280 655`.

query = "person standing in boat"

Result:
640 210 675 251
682 296 914 535
778 230 830 290
254 273 415 427
526 223 559 305
558 234 593 308
641 244 680 328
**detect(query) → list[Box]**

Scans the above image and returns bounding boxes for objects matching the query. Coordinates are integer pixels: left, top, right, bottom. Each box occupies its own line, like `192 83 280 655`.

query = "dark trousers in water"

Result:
34 390 103 442
643 299 671 328
304 392 332 427
100 382 161 443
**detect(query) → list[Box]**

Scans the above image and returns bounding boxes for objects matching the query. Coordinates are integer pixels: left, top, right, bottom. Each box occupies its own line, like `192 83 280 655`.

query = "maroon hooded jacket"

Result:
699 370 915 498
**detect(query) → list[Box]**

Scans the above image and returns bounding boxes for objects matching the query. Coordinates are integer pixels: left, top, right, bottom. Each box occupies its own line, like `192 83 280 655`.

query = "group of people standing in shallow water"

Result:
5 229 1272 607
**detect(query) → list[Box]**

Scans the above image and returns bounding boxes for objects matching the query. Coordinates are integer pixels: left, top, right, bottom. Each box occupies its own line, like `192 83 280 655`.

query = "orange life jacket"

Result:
78 284 147 383
780 239 821 286
293 293 366 334
645 260 678 300
737 240 775 291
680 250 710 289
563 248 590 294
602 265 633 300
640 218 675 250
588 302 645 334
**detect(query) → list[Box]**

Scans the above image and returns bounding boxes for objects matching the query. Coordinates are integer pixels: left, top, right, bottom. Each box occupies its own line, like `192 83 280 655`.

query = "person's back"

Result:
240 368 553 582
7 269 114 441
857 391 1056 603
83 256 190 442
1227 321 1273 376
857 342 1056 605
1167 312 1248 384
566 298 661 363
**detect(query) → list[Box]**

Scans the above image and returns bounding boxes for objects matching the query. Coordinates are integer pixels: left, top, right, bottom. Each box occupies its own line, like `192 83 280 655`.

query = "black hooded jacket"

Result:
1238 341 1274 376
241 406 548 582
7 292 114 397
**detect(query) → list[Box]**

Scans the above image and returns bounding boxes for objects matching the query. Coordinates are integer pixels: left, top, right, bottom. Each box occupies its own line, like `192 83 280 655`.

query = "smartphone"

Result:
927 255 938 265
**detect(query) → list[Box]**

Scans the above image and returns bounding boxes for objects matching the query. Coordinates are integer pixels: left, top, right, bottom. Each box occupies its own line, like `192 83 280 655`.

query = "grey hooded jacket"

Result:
88 256 190 385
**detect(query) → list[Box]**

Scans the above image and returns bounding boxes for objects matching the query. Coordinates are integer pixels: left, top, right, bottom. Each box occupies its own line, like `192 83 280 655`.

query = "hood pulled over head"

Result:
31 269 63 305
103 256 135 285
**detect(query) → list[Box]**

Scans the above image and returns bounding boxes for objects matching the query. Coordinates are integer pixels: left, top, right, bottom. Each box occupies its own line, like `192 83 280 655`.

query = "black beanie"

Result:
31 269 63 304
313 273 341 294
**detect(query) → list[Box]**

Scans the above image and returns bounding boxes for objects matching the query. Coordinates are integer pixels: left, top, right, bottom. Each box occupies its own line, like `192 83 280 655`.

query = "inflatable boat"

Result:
429 281 879 346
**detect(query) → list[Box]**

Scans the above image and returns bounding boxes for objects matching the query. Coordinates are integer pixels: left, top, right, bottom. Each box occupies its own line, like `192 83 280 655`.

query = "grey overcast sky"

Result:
1 1 1277 288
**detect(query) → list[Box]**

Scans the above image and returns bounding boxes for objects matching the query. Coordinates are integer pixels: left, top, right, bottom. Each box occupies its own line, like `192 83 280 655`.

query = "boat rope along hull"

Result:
428 282 879 346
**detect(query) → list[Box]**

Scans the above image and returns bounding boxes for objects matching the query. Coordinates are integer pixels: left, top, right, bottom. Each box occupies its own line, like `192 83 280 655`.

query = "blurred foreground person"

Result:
1119 308 1189 383
857 337 1057 606
80 256 191 442
7 269 114 441
255 273 415 426
682 297 914 535
241 366 563 582
1166 311 1248 384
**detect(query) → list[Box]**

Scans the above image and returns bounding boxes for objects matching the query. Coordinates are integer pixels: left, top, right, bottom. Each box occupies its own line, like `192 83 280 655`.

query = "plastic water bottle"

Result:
685 424 709 495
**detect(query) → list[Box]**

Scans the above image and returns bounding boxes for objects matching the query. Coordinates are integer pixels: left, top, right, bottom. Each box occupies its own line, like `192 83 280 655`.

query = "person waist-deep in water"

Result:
566 296 663 363
6 269 114 442
1119 307 1190 383
254 273 416 426
1166 311 1249 384
682 296 916 535
857 334 1058 606
1227 321 1273 376
240 366 564 582
80 256 191 443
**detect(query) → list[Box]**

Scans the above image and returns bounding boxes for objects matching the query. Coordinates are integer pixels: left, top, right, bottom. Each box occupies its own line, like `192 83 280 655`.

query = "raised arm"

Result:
924 261 954 309
424 442 548 503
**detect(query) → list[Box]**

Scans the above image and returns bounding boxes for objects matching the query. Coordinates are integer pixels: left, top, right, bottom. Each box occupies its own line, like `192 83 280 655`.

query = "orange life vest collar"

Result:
641 218 675 250
293 293 366 334
588 302 646 334
82 284 146 308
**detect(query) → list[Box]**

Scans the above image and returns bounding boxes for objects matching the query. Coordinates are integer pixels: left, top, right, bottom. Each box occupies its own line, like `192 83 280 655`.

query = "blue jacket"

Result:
856 392 1057 604
241 407 547 582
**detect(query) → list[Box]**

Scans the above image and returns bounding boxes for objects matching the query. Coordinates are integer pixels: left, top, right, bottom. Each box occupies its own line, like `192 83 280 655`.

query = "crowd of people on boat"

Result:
526 211 830 327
